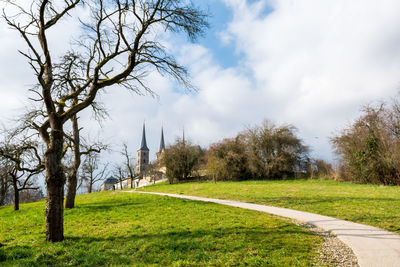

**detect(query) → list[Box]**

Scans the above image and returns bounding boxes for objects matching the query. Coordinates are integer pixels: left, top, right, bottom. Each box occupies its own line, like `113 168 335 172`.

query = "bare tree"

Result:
0 159 12 206
0 137 44 211
121 143 136 188
113 164 127 189
2 0 208 241
64 133 108 208
81 152 108 193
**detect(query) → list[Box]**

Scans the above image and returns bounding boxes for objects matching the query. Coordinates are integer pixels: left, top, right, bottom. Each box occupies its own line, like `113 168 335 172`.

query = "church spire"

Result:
159 127 165 153
140 123 149 151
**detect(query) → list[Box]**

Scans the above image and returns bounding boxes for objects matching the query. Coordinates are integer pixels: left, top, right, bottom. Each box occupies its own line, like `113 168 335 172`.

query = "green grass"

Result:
142 179 400 234
0 191 323 266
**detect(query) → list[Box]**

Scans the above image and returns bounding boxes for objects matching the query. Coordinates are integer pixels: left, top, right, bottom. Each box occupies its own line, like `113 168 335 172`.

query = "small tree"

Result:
0 137 43 211
113 164 127 189
64 136 107 208
332 104 400 185
206 136 251 181
163 139 203 183
245 120 309 179
81 153 108 193
121 143 136 188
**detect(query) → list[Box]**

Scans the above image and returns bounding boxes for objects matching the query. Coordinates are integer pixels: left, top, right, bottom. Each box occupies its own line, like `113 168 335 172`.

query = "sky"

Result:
2 0 400 171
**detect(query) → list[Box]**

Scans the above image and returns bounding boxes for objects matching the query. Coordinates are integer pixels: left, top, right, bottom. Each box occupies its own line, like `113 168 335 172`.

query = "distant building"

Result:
136 123 150 174
100 176 118 191
101 124 167 191
156 126 166 161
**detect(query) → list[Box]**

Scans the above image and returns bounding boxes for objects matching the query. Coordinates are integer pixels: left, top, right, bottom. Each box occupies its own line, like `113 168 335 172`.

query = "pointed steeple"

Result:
159 127 165 153
139 123 149 151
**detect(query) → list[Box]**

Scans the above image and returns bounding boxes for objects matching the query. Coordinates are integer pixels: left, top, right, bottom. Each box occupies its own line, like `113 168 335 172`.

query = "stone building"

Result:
101 123 167 191
136 123 150 174
156 127 166 161
100 176 118 191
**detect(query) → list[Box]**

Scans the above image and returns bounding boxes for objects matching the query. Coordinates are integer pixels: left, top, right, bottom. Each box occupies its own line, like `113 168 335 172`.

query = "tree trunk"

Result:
65 115 80 209
65 170 78 208
12 180 19 211
0 178 7 206
45 128 65 242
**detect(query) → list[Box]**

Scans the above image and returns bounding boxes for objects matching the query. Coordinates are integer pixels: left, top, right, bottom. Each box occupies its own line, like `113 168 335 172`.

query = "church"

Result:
136 123 166 175
102 123 167 191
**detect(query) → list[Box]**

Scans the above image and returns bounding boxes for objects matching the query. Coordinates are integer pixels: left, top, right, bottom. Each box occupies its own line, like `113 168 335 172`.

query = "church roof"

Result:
159 127 165 152
139 123 149 151
104 176 118 184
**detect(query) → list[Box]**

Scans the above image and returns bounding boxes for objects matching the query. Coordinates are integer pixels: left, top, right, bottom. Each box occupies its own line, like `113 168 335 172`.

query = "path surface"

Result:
132 191 400 267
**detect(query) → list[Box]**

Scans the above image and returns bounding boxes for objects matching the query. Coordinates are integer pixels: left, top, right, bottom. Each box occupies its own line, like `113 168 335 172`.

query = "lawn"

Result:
0 191 323 266
142 179 400 234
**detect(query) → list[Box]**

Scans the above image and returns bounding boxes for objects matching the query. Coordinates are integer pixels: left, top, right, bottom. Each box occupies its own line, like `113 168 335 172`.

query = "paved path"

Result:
132 191 400 267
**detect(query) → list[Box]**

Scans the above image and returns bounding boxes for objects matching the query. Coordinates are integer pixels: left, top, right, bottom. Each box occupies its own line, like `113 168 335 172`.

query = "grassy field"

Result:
0 191 323 266
142 179 400 234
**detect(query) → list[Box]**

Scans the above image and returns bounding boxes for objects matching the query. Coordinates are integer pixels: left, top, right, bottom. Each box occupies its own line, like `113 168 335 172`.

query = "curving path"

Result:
132 191 400 267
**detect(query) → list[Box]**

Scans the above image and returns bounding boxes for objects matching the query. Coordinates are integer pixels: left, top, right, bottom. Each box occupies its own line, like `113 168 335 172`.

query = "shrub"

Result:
163 139 204 183
332 103 400 185
206 120 310 181
244 121 310 179
207 136 251 181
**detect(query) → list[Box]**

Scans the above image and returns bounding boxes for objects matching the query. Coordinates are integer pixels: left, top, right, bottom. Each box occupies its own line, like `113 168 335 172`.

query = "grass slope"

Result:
142 179 400 234
0 191 322 266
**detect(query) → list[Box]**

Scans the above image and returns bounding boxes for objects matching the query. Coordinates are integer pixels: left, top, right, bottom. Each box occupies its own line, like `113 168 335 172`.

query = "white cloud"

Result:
219 0 400 160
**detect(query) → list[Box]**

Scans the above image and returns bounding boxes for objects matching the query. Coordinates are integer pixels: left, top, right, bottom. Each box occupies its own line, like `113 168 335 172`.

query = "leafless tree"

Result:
113 164 127 189
81 152 108 193
121 143 136 188
0 136 44 211
64 132 108 208
0 159 12 206
2 0 208 242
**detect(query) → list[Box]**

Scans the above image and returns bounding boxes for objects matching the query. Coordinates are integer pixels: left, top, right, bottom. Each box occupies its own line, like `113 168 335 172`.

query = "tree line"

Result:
161 96 400 187
161 120 316 183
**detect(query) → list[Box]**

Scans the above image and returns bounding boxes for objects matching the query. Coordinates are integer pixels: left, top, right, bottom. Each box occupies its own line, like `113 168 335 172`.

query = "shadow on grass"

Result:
255 196 400 205
0 225 318 266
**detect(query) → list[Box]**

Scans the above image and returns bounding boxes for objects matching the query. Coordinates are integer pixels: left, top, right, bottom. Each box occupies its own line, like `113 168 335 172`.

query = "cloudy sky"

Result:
1 0 400 165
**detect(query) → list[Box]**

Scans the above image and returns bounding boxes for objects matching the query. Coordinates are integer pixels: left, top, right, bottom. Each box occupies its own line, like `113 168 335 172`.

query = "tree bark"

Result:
65 170 77 208
0 177 8 206
65 114 80 209
45 127 65 242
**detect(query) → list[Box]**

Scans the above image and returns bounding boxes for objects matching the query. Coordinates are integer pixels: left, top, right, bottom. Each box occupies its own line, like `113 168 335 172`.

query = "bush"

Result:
163 139 204 183
244 121 309 179
332 103 400 185
309 159 334 179
206 120 310 181
207 136 251 181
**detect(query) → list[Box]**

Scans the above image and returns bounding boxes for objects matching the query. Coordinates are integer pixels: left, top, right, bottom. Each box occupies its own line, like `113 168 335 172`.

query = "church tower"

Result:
136 123 149 174
156 127 165 161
